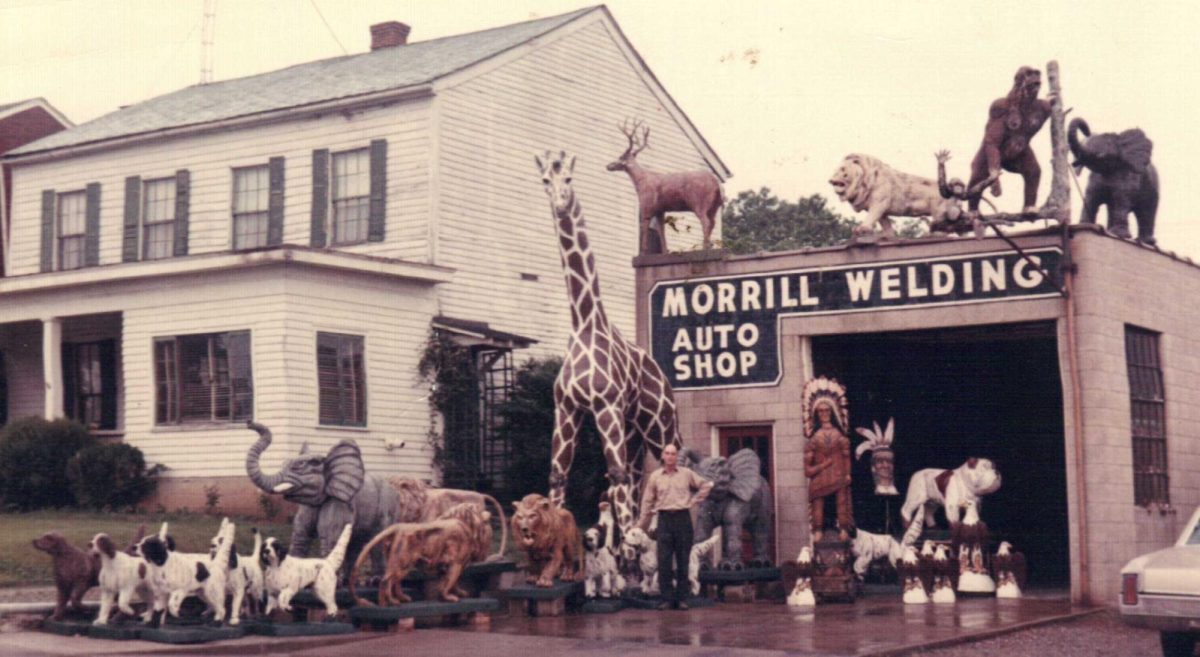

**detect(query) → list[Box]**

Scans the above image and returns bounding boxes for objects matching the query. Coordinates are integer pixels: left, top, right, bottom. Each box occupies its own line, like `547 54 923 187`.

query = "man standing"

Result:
638 444 713 610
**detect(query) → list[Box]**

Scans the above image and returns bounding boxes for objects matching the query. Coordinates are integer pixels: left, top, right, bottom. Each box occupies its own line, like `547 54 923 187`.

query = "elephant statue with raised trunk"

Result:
1068 117 1160 245
245 421 402 581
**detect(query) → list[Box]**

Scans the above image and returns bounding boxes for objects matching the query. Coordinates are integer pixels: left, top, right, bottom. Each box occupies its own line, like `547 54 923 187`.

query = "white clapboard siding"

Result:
434 18 718 360
7 99 432 276
0 321 44 419
52 265 444 480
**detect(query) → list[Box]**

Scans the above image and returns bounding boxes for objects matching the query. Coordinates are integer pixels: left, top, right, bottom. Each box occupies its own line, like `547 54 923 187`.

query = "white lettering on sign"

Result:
800 275 819 306
692 284 714 314
663 287 688 317
880 268 902 300
652 248 1061 388
781 276 799 308
1013 256 1044 289
671 328 693 352
907 266 929 297
742 280 762 310
931 263 954 296
717 283 737 313
846 270 875 302
669 321 763 382
736 323 759 348
982 259 1006 292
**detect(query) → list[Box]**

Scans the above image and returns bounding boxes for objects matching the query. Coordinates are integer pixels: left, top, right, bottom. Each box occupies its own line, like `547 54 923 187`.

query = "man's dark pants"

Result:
656 509 693 603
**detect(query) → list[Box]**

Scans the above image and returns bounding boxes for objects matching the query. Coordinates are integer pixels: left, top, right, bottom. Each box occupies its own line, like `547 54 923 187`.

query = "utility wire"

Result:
308 0 348 55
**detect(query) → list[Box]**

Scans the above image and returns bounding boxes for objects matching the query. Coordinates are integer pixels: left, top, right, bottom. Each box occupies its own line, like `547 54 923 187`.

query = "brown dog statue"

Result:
32 524 145 621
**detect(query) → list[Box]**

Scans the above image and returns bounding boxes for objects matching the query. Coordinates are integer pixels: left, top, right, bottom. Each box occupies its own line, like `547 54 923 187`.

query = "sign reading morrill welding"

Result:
649 247 1063 390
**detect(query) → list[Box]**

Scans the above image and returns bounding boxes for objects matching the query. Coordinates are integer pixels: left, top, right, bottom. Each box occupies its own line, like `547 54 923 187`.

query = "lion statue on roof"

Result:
829 153 944 237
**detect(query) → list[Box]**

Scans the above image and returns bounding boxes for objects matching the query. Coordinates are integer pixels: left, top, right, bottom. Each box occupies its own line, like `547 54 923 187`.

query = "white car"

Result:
1120 506 1200 656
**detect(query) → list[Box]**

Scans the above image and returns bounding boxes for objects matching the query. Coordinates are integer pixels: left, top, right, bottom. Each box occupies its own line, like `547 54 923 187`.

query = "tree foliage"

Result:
500 357 606 524
418 330 485 492
720 188 924 253
721 189 857 254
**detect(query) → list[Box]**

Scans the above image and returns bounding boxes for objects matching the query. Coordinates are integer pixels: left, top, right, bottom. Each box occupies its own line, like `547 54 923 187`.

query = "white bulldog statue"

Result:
900 458 1001 546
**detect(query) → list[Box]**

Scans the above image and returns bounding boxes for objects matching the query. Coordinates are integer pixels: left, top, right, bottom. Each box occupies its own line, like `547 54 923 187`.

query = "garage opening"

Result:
812 320 1069 588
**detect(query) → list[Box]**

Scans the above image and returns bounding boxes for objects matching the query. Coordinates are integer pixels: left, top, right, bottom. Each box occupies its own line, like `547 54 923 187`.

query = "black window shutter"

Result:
84 183 101 267
368 139 387 242
99 339 118 430
40 190 55 272
174 169 190 256
268 156 285 246
123 176 141 262
61 342 77 421
311 149 329 247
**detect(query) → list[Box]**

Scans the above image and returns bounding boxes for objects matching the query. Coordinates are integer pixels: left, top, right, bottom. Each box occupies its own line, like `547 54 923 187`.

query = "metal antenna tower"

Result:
200 0 217 84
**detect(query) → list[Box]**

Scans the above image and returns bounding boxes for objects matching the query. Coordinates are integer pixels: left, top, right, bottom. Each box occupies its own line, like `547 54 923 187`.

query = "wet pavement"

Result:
464 592 1088 655
0 592 1097 656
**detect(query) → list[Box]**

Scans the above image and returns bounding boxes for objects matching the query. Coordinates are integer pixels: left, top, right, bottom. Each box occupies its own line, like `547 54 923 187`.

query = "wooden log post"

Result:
1041 60 1071 221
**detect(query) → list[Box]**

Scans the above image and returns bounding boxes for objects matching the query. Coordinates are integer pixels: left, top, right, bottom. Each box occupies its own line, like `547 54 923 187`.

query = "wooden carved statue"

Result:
855 418 899 496
966 66 1054 217
607 119 724 253
802 377 853 542
534 151 680 542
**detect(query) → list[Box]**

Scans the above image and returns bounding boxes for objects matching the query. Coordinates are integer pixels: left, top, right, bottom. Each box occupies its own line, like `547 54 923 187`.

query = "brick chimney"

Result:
370 21 411 50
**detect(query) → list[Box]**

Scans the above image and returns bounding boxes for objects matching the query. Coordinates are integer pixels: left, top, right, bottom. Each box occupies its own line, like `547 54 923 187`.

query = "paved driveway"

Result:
0 593 1100 656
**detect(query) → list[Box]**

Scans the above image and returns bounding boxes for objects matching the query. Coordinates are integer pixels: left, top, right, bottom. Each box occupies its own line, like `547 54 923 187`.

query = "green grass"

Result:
1 510 292 587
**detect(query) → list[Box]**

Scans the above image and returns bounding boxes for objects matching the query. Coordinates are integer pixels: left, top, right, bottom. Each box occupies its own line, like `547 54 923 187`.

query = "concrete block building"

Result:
635 226 1200 605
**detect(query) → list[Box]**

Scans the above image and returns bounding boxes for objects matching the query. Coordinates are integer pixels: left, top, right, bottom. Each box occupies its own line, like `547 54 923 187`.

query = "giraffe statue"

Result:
534 150 680 537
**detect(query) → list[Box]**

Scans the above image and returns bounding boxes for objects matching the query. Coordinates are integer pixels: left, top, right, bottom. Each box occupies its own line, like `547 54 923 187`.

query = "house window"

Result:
57 191 86 270
1125 325 1168 507
232 165 270 250
63 341 117 430
154 331 253 424
142 178 176 260
317 332 366 426
331 149 370 244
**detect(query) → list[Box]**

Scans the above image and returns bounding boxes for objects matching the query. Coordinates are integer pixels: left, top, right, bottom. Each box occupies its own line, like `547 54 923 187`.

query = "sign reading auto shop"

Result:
650 247 1062 390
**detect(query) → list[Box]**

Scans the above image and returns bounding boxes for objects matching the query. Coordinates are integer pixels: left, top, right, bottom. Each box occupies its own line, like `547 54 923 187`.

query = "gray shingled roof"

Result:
0 99 31 115
12 7 596 156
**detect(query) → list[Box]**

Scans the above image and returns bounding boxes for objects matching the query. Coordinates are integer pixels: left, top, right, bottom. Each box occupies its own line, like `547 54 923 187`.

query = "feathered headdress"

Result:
802 376 849 437
855 418 895 461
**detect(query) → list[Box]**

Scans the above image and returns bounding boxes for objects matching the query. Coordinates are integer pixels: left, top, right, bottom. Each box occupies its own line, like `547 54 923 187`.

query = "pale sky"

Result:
3 0 1198 259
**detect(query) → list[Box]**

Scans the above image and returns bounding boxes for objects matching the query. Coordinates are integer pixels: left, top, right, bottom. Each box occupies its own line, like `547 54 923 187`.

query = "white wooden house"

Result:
0 7 729 511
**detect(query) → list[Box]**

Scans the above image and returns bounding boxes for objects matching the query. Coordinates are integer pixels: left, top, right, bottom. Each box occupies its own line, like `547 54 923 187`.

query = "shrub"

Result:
66 442 158 511
258 492 281 521
0 417 94 510
203 484 221 515
500 358 606 525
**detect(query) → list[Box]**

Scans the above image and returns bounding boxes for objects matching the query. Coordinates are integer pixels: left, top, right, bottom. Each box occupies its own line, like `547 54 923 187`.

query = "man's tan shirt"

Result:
638 466 713 529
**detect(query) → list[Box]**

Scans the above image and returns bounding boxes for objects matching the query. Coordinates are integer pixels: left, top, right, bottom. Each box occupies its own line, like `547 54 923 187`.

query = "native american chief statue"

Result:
803 377 853 542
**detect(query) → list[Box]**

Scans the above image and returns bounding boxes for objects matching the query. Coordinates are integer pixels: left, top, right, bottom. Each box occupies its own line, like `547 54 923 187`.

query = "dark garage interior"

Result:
812 320 1070 588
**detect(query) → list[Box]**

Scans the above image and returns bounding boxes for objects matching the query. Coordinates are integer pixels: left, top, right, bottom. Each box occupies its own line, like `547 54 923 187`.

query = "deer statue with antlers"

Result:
606 119 725 254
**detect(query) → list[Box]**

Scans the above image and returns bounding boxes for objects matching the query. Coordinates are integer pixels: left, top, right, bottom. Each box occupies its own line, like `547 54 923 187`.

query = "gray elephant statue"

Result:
1068 117 1160 245
245 421 401 581
680 447 773 570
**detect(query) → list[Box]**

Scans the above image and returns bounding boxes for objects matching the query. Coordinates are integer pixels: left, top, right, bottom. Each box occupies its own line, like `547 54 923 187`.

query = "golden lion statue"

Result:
829 153 945 237
349 503 492 606
511 493 582 588
388 477 506 559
